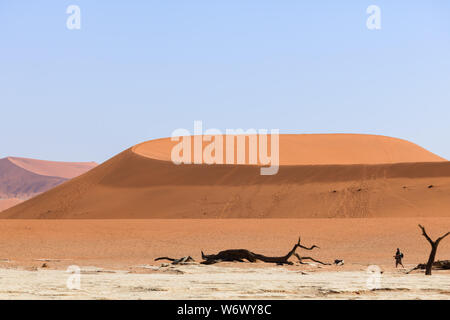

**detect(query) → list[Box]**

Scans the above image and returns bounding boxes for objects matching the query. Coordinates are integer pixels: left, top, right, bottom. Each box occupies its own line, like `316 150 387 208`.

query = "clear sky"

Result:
1 1 449 163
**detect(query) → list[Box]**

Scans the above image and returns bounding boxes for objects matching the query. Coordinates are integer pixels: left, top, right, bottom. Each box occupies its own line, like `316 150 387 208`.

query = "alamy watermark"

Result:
366 5 381 30
366 265 382 290
171 121 280 175
66 5 81 30
66 265 81 290
64 5 381 31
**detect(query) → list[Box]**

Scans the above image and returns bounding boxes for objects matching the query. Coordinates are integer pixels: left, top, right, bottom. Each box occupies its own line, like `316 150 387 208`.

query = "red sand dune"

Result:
8 157 97 179
0 157 97 212
2 134 449 219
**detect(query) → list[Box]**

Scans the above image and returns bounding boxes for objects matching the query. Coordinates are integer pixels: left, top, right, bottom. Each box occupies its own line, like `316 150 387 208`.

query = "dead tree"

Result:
407 260 450 274
252 237 318 265
155 256 195 265
294 253 330 265
201 237 323 265
201 249 259 264
418 224 450 275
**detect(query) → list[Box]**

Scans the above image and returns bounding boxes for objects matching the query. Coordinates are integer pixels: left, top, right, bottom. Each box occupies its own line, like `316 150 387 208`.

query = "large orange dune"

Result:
2 134 449 219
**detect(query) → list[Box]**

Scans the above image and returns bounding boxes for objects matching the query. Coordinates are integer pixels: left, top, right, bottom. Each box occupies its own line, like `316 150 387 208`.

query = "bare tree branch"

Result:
155 256 195 265
297 237 319 250
294 253 330 265
418 224 433 245
436 232 450 245
298 244 319 250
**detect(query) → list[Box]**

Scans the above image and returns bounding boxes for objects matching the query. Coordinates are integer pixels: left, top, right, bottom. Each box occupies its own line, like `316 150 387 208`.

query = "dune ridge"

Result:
133 134 446 165
2 134 449 219
7 157 97 179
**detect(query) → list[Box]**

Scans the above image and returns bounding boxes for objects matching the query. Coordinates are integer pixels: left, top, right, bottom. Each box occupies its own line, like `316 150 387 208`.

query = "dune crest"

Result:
133 134 446 165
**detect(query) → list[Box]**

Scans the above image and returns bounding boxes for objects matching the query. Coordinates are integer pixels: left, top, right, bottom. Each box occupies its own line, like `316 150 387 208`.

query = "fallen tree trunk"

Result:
294 253 331 265
406 260 450 274
155 256 195 265
201 237 321 265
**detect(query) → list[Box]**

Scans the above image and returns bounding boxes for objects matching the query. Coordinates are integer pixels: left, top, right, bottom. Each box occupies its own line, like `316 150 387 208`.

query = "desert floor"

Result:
0 218 449 299
0 265 449 299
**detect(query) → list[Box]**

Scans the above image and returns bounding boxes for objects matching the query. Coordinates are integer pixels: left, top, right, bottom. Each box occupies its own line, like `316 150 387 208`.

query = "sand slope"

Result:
0 157 97 212
2 134 449 219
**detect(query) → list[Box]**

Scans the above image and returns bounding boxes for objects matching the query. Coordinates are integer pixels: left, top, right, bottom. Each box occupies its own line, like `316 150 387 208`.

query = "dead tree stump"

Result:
418 224 450 275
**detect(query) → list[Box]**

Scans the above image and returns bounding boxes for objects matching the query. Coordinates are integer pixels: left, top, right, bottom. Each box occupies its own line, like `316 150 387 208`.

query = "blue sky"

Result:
1 1 449 163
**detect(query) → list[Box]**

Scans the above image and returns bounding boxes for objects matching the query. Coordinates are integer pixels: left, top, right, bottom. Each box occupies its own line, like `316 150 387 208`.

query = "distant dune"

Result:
8 157 97 179
2 134 449 219
0 157 97 212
